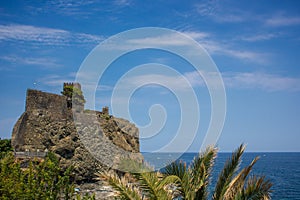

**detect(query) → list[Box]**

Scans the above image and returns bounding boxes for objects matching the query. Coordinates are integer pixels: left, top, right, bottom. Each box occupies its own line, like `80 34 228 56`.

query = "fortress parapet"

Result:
63 82 81 90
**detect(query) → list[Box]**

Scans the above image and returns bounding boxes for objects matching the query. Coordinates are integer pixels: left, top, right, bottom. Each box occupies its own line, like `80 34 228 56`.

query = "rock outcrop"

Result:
12 87 142 183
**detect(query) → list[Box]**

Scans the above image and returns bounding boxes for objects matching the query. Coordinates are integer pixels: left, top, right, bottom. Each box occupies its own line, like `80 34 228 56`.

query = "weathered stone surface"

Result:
75 182 115 199
11 88 142 183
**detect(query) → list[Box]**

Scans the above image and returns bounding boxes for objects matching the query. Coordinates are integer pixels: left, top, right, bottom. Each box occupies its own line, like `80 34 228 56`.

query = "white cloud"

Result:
195 1 248 23
38 73 76 87
41 0 99 16
0 24 103 46
197 39 267 63
120 71 300 92
222 49 266 63
180 70 300 92
195 1 300 28
127 34 195 47
266 16 300 26
38 73 113 92
195 1 218 17
117 31 208 48
97 85 113 91
110 70 226 93
192 34 266 63
119 74 193 91
26 0 130 18
108 31 266 64
240 33 278 42
182 31 210 40
184 71 205 87
1 55 62 68
223 72 300 92
0 24 67 44
38 71 300 110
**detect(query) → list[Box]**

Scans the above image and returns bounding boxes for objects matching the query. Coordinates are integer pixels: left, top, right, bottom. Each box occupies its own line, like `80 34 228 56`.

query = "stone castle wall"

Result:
26 89 69 118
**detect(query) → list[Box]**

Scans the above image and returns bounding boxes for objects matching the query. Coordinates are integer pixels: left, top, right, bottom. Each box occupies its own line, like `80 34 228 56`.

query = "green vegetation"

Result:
100 113 110 120
61 85 86 107
101 144 272 200
0 138 12 159
0 151 95 200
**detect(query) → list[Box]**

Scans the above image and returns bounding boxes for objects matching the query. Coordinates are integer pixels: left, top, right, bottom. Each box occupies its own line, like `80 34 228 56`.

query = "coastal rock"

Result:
11 87 142 183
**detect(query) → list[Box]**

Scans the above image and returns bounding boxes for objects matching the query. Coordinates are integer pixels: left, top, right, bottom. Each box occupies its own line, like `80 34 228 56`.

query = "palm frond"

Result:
117 158 160 198
99 144 273 200
236 175 273 200
100 171 142 200
157 175 180 190
223 156 259 199
192 146 217 200
213 143 245 200
158 175 181 199
163 160 189 199
133 171 160 199
163 147 217 200
164 160 187 180
131 170 175 200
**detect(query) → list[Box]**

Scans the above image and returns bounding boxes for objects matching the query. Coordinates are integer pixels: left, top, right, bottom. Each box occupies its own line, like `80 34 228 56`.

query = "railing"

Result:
14 151 47 158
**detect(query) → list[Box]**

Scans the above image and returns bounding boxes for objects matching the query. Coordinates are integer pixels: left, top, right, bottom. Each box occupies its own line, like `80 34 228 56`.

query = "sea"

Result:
142 152 300 200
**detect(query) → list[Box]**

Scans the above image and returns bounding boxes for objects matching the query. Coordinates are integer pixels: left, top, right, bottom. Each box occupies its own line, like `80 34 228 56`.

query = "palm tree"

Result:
163 146 217 200
100 161 180 200
100 144 272 200
212 144 272 200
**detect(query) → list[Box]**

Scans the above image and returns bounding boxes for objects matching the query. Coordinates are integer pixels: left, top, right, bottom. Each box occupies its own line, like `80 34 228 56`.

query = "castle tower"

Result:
102 106 109 115
63 82 81 90
62 82 85 112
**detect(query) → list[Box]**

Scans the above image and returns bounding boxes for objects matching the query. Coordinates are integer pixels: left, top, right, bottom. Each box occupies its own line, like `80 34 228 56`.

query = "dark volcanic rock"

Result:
12 89 142 183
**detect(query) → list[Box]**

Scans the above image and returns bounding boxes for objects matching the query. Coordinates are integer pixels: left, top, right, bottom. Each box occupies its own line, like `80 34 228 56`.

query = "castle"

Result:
13 82 115 151
11 83 143 196
11 83 141 183
25 82 108 116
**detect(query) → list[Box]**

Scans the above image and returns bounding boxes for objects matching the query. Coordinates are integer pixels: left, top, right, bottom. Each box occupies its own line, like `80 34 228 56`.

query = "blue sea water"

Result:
142 152 300 200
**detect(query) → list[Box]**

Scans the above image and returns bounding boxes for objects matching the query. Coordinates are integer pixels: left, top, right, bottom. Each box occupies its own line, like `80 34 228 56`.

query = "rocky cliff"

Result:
11 88 142 183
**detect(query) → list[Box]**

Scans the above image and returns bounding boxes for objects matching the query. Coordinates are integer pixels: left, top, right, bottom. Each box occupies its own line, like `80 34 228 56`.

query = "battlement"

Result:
63 82 81 90
25 83 110 119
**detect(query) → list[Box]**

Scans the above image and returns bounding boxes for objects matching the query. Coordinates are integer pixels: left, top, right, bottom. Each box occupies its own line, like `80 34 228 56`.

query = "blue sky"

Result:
1 0 300 152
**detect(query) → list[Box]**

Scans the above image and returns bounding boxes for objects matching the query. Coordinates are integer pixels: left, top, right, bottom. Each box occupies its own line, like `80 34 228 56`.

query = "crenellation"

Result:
26 84 111 119
63 82 81 90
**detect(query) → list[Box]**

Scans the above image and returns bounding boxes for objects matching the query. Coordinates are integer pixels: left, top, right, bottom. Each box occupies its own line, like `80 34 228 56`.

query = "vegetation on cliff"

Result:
0 138 12 158
0 145 95 200
61 84 86 107
101 144 273 200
